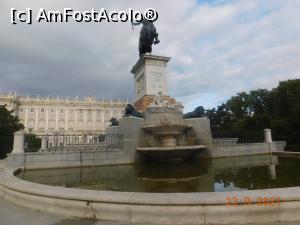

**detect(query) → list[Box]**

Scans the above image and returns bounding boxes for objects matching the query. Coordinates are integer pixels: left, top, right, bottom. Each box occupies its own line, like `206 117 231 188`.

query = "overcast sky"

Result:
1 0 299 111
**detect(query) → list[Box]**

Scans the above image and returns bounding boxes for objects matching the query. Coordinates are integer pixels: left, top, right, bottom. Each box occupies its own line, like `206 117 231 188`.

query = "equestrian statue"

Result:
132 18 160 57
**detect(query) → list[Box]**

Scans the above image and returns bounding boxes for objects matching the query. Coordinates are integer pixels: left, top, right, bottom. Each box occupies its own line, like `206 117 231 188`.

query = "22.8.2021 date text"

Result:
226 196 280 206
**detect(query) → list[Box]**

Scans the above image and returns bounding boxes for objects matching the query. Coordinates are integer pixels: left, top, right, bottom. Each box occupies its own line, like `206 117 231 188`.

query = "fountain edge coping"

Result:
0 166 300 205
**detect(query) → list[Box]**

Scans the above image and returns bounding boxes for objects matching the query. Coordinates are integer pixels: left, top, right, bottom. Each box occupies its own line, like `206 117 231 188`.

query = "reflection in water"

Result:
134 160 211 192
18 155 300 193
268 164 277 180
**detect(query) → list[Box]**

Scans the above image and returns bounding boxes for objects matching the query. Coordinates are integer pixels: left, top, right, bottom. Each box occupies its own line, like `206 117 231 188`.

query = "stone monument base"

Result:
134 95 176 112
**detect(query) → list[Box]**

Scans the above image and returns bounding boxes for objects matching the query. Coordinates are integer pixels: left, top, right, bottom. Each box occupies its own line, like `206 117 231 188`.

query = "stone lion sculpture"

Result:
183 106 205 119
123 104 143 118
109 117 119 126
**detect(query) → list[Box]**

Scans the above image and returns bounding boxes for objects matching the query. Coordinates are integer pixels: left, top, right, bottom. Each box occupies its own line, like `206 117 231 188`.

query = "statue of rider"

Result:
132 18 160 57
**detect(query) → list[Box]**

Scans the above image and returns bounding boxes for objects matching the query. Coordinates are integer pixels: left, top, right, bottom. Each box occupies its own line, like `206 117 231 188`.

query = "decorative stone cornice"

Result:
131 54 171 74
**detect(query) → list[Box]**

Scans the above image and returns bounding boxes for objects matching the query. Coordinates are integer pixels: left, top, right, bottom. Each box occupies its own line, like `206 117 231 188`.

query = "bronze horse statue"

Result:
132 19 160 57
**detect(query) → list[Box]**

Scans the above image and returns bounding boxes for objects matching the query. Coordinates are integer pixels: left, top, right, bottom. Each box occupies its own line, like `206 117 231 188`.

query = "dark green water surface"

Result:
17 155 300 193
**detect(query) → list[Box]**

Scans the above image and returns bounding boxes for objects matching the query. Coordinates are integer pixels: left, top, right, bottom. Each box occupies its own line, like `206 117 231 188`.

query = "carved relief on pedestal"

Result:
150 71 163 92
148 92 176 108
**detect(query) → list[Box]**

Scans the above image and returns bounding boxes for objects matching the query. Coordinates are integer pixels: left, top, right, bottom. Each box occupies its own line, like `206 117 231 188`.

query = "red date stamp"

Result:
226 196 280 206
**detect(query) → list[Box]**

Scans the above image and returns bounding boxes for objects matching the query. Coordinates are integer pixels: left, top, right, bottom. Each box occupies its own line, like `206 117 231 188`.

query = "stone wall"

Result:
210 141 286 158
105 117 145 162
184 117 213 158
7 149 132 169
7 141 286 169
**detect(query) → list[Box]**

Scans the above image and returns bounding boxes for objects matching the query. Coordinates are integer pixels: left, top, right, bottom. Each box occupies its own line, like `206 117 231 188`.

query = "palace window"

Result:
60 109 64 113
41 108 44 113
19 108 23 113
70 109 73 113
30 108 34 113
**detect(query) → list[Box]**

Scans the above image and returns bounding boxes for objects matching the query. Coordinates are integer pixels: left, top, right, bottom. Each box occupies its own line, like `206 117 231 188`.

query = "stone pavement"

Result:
0 197 127 225
0 159 6 169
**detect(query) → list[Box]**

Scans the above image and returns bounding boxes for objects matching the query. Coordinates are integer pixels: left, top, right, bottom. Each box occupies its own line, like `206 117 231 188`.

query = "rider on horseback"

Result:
132 18 160 57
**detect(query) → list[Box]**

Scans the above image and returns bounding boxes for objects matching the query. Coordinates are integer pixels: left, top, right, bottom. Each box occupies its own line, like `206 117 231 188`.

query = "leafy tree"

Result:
270 79 300 144
0 105 24 158
226 92 250 118
203 79 300 147
0 105 24 135
271 80 300 117
248 89 272 115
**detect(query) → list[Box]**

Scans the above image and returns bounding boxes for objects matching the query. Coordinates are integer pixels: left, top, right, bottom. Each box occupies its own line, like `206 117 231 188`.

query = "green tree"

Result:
248 89 272 115
270 79 300 144
203 79 300 147
0 105 24 158
226 92 250 118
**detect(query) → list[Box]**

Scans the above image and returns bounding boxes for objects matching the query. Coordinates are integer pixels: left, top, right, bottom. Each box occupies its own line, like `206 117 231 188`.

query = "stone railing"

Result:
212 130 269 144
213 138 239 145
11 131 123 153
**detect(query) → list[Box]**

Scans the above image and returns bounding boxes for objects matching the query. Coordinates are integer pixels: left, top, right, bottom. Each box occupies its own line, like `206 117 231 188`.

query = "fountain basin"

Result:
1 153 300 225
143 124 192 147
143 125 191 136
137 145 206 159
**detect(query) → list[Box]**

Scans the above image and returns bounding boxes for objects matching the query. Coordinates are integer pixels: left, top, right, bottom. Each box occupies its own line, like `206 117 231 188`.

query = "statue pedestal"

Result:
134 95 176 112
131 54 171 111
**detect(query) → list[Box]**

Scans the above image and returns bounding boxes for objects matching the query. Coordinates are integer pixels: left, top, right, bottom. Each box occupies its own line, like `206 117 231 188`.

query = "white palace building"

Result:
0 93 127 135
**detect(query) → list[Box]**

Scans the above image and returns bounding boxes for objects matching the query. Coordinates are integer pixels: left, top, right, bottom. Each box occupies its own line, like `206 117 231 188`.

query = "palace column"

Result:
65 109 69 132
92 109 96 131
34 107 39 131
55 108 59 131
83 109 87 131
102 108 105 132
24 108 29 130
75 109 78 130
45 108 49 131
